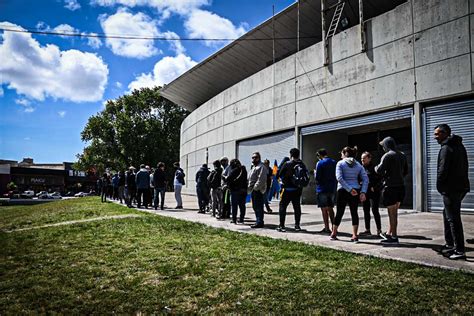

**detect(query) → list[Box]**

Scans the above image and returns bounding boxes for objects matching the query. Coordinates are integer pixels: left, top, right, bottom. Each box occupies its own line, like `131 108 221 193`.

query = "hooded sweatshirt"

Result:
375 137 408 187
336 157 369 193
437 134 470 194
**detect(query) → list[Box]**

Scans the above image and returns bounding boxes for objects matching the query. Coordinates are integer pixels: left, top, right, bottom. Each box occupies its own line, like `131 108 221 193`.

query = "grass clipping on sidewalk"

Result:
0 197 473 314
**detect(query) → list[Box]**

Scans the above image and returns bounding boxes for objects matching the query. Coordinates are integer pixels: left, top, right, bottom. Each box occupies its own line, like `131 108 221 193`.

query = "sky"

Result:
0 0 294 163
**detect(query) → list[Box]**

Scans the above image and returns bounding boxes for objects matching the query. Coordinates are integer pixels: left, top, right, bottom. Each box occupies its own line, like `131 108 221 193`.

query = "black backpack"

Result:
291 162 310 188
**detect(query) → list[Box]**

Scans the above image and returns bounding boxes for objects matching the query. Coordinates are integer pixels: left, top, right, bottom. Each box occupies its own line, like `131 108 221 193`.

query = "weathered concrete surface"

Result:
129 195 474 273
179 0 474 195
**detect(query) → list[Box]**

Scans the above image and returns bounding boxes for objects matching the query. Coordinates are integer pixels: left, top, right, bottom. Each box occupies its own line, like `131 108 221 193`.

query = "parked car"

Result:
48 192 62 199
21 190 35 198
37 192 51 199
74 192 89 197
36 191 47 197
64 191 75 197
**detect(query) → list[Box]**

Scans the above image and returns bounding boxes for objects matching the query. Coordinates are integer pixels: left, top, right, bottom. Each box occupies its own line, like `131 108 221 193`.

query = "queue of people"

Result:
98 123 470 261
97 161 187 211
191 124 469 260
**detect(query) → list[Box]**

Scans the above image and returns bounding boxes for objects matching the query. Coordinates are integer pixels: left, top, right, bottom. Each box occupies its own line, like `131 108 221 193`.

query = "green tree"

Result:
75 87 188 176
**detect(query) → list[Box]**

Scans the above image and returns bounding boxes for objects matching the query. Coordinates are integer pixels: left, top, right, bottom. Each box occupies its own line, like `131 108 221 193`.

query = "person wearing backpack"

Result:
207 160 223 218
331 146 369 243
225 159 248 224
277 148 309 232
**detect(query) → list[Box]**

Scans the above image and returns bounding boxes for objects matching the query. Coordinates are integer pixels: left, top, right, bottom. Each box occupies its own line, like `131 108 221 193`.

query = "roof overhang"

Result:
161 0 407 112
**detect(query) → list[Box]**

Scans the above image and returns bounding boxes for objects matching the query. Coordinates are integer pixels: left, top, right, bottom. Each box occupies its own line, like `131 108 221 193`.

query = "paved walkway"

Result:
123 194 474 273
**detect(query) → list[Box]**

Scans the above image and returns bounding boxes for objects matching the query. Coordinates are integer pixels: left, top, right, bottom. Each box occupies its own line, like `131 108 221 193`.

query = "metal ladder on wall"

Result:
326 1 345 39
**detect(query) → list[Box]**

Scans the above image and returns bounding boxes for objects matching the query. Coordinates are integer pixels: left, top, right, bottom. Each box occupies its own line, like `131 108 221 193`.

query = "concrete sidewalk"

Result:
124 194 474 273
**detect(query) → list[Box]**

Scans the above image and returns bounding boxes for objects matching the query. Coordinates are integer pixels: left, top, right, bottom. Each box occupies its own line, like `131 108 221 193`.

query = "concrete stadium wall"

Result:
179 0 474 194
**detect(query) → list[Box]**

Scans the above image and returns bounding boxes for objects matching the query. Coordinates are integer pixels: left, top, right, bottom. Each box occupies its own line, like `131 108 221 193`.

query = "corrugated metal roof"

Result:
161 0 407 111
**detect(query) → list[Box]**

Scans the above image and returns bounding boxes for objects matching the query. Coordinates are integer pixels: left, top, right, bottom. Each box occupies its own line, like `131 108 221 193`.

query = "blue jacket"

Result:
135 168 150 190
314 157 337 193
336 158 369 193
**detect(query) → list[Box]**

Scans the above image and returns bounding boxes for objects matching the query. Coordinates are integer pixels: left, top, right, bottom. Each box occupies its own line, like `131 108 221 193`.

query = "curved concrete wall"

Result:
180 0 474 194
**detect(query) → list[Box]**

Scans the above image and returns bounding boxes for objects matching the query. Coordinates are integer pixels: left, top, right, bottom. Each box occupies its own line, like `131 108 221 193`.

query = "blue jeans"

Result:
231 190 246 222
154 187 165 209
251 190 264 225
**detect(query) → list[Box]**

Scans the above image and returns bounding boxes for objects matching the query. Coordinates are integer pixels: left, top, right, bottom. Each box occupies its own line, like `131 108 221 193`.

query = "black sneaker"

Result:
351 237 359 244
237 219 244 224
294 225 301 232
319 228 331 234
330 234 338 241
379 232 390 240
381 236 399 245
466 239 474 244
359 230 371 236
277 226 286 232
230 220 236 224
251 223 264 228
449 251 466 260
436 244 455 255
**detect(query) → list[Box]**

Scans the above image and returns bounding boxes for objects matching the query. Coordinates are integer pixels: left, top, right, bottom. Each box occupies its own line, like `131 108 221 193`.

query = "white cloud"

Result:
160 31 184 55
128 53 197 91
91 0 210 19
99 8 160 59
15 98 35 112
64 0 81 11
115 81 122 88
15 98 30 106
53 23 77 35
58 111 67 118
0 22 109 102
0 86 3 97
37 22 102 49
37 22 78 38
84 33 102 49
185 9 247 47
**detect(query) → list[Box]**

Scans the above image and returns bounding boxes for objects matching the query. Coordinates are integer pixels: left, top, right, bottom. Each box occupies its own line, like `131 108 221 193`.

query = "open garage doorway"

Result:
301 110 414 210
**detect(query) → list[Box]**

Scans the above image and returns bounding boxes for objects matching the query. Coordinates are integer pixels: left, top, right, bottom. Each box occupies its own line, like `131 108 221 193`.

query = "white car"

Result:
21 190 35 198
74 192 89 197
48 192 62 199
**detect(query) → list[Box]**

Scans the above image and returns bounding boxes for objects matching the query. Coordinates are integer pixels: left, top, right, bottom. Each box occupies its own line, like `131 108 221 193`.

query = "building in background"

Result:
162 0 474 212
0 158 98 196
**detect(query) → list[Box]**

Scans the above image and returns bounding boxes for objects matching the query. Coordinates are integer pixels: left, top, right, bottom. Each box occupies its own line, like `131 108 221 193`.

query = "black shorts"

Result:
382 186 405 207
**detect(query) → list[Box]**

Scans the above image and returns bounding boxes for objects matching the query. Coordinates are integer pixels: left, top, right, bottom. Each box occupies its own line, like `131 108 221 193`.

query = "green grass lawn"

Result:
1 198 473 314
0 198 140 231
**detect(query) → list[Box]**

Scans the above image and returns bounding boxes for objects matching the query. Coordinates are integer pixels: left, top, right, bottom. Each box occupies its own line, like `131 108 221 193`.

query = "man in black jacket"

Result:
153 162 167 210
125 167 136 208
434 124 470 260
207 160 223 218
195 164 210 213
277 148 309 232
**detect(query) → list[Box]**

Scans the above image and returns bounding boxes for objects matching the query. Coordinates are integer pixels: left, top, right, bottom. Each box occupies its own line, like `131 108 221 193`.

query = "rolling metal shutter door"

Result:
237 131 295 170
424 100 474 212
301 108 413 135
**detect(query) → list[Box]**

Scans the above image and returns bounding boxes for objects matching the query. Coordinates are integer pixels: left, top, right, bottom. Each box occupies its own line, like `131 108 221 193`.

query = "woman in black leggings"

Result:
331 146 369 243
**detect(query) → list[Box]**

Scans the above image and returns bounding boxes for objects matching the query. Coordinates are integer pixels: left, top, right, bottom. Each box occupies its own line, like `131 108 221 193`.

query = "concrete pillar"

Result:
413 102 425 212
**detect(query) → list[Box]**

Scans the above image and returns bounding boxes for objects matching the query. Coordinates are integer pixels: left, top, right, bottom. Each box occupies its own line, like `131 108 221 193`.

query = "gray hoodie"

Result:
247 162 268 194
375 137 408 187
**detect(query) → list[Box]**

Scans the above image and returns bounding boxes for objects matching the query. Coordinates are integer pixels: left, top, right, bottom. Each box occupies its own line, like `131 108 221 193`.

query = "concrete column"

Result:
413 102 425 212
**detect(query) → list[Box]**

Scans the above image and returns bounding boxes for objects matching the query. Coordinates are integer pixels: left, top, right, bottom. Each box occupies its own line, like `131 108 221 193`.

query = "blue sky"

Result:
0 0 294 163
